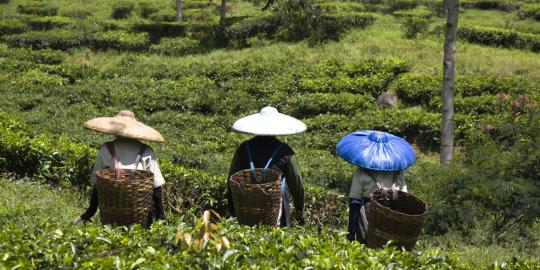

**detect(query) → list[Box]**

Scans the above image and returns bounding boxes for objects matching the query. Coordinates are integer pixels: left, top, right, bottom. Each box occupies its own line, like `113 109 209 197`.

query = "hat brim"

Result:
336 130 415 171
232 113 306 136
84 117 164 143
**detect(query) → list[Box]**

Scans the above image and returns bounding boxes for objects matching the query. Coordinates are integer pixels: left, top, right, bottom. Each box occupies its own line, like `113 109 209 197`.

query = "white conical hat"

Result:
83 110 164 143
232 106 307 136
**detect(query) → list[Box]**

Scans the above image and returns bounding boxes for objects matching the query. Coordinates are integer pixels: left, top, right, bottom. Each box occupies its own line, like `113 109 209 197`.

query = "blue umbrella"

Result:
336 130 416 171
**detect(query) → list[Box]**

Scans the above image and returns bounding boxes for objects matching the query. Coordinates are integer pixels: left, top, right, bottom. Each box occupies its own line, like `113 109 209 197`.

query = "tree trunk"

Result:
219 0 227 29
176 0 183 22
441 0 459 165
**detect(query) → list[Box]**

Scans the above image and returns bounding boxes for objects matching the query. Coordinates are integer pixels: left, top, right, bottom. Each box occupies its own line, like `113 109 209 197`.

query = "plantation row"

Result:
6 179 539 269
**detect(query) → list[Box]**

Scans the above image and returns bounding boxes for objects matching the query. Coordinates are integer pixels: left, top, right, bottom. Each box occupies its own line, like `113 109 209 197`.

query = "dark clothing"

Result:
347 198 370 243
80 186 166 227
227 136 305 221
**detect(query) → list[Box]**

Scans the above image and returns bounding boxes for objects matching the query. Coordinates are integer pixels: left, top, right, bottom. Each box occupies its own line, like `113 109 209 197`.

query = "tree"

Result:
440 0 459 165
176 0 183 22
219 0 226 29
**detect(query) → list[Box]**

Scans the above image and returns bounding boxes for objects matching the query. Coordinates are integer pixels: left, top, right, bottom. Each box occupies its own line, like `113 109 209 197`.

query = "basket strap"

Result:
105 142 124 180
263 144 284 181
129 144 148 180
246 142 257 182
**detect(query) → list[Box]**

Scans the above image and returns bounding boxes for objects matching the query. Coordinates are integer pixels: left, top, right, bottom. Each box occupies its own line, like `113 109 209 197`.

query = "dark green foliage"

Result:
461 0 515 11
519 3 540 21
428 95 502 115
111 1 134 19
313 12 376 42
27 16 75 30
0 47 64 65
132 22 188 39
318 2 366 12
225 15 279 47
400 16 431 39
149 9 177 22
0 0 9 4
17 1 58 16
286 92 375 117
183 0 216 9
2 29 83 50
58 7 93 19
137 1 160 18
459 25 540 52
88 30 150 51
149 37 201 56
0 19 27 35
386 0 418 11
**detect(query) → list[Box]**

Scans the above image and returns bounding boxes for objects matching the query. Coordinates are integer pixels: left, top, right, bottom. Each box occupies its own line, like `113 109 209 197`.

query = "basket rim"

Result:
96 168 154 182
229 168 282 185
370 189 428 218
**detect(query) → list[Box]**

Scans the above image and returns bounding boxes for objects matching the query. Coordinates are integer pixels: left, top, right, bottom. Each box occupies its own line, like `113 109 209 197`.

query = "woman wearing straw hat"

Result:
74 110 166 226
227 106 306 227
336 130 416 243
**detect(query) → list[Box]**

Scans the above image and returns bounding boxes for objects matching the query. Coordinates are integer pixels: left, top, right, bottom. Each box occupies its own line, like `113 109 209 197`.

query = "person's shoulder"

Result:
279 142 295 156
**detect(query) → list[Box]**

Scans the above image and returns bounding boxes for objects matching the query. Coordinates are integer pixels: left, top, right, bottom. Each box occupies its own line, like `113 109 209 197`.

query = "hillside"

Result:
0 0 539 268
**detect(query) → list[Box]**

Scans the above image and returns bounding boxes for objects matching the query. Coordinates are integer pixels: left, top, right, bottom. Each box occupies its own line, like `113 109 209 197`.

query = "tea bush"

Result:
286 92 375 117
111 1 135 19
58 7 93 19
17 1 58 16
149 9 177 22
520 3 540 21
88 30 150 51
149 37 201 56
0 19 27 35
2 29 83 50
458 25 540 52
27 16 75 30
0 46 64 65
460 0 514 10
137 1 161 18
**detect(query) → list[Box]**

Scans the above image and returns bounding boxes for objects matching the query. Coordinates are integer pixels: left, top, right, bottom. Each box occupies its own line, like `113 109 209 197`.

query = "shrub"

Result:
59 7 93 19
519 3 540 21
225 15 278 47
132 22 187 39
149 9 177 22
183 7 216 22
458 25 540 52
318 2 366 12
27 16 75 30
428 95 501 115
0 20 27 35
138 1 160 18
0 0 9 4
17 1 58 16
2 29 82 50
183 0 216 9
400 15 431 39
111 1 134 19
313 12 376 42
394 73 440 106
286 92 375 117
149 37 200 56
88 31 150 51
461 0 514 11
385 0 418 11
0 47 64 65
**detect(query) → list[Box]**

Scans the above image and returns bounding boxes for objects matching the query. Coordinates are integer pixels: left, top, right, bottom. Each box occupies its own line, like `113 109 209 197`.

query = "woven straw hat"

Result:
232 106 306 136
83 110 164 143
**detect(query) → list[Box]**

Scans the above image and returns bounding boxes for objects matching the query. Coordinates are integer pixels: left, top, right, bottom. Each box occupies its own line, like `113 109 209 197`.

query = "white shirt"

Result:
349 167 407 199
90 139 165 187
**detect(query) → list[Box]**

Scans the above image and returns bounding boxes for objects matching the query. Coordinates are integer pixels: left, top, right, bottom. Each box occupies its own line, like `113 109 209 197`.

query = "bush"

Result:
428 95 502 115
400 15 431 39
58 7 93 19
0 0 9 4
461 0 514 11
385 0 418 11
318 2 366 12
0 20 27 35
313 12 376 42
225 15 278 47
0 47 64 65
27 16 75 30
132 22 187 39
149 9 177 22
138 1 160 18
520 3 540 21
2 29 82 50
149 37 200 56
183 0 216 9
183 7 216 22
88 31 150 51
17 1 58 16
111 1 134 19
286 92 375 117
459 25 540 52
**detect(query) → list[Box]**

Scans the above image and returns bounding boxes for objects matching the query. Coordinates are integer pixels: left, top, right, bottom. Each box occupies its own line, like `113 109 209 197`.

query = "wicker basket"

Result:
95 168 154 226
229 168 282 226
367 189 427 250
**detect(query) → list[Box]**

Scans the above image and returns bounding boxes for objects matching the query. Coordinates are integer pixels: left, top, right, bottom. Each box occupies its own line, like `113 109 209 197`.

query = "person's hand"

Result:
293 209 305 226
73 216 83 225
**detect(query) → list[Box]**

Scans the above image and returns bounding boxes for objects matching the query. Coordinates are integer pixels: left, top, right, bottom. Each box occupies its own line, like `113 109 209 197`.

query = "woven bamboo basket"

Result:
367 189 427 250
229 168 282 226
95 168 154 226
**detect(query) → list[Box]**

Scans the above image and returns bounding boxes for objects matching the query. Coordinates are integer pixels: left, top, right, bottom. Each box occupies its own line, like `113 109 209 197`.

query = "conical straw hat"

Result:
83 110 164 143
232 106 306 136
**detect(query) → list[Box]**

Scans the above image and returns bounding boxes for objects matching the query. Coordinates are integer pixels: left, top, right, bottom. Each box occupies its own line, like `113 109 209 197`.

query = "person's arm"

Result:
226 148 242 217
79 187 98 221
286 155 305 222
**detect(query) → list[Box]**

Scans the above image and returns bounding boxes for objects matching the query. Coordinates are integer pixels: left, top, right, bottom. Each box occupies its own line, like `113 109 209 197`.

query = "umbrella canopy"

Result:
84 110 164 143
232 106 306 136
336 130 416 171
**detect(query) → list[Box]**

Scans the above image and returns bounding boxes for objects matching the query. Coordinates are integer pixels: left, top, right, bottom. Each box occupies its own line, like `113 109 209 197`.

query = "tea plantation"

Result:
0 0 539 268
